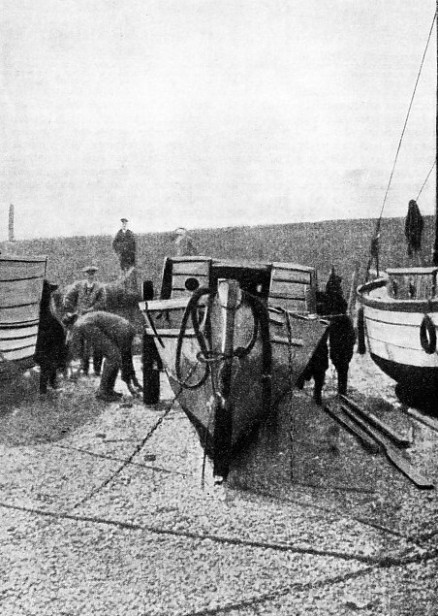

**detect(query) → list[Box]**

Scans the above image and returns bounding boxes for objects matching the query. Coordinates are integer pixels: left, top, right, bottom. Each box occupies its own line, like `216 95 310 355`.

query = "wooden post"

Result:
434 0 438 265
141 280 161 405
8 204 14 242
143 333 160 405
348 261 360 317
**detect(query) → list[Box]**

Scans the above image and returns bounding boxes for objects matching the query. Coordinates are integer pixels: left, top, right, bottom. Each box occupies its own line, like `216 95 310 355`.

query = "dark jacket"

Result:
405 200 424 255
113 229 136 268
64 280 106 315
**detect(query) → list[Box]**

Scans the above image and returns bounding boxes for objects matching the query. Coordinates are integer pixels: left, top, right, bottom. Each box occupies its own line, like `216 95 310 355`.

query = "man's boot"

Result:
97 362 122 400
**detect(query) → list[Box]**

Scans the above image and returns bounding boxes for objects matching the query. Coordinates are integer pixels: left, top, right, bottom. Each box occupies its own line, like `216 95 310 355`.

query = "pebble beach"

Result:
0 352 437 615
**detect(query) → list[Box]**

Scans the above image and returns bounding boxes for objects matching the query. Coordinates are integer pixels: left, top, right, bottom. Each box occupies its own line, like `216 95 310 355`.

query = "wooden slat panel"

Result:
0 260 46 281
270 280 310 298
0 324 39 340
0 334 38 352
272 261 315 273
172 260 211 275
0 303 41 325
0 277 44 307
271 264 313 284
387 273 437 300
0 344 36 362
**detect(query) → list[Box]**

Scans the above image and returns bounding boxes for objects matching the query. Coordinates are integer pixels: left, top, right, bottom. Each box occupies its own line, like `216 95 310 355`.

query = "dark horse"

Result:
59 268 144 385
297 268 356 405
35 280 68 394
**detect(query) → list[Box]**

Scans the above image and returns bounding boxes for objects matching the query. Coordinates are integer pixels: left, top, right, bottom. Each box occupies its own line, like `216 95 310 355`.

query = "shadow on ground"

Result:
0 368 108 446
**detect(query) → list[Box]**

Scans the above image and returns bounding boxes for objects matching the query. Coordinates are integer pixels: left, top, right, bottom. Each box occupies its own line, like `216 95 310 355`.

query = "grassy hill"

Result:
2 216 435 298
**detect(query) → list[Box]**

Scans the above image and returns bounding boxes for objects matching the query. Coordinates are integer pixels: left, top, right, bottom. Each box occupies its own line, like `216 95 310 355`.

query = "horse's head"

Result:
320 267 348 316
325 266 343 296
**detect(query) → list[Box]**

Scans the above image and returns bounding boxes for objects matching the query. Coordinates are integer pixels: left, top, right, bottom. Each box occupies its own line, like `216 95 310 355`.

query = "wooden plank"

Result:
140 296 208 311
0 303 41 325
272 261 315 274
340 395 411 449
171 260 211 275
402 407 438 434
386 267 438 275
340 404 434 490
270 280 310 297
0 259 46 281
383 445 434 490
0 323 39 339
0 278 44 307
323 404 381 454
271 268 312 284
0 335 37 353
140 298 189 311
0 342 36 362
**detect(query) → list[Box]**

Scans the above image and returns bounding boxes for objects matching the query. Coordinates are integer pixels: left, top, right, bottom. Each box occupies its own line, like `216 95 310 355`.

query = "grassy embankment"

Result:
0 216 434 438
4 216 435 297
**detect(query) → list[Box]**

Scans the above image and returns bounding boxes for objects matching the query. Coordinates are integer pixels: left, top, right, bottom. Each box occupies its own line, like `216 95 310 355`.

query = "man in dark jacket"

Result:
64 265 106 375
67 311 141 402
113 218 136 273
405 199 424 264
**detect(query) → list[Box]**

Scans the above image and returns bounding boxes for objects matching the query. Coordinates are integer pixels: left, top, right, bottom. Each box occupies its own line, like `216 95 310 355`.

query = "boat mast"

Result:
434 0 438 265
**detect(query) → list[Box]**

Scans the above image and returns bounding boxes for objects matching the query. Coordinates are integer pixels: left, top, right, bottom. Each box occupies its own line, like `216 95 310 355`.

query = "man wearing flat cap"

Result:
63 265 106 375
113 218 136 273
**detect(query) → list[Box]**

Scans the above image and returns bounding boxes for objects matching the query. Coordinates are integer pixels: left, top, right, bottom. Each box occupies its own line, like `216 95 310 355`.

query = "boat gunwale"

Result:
358 278 438 313
0 255 47 264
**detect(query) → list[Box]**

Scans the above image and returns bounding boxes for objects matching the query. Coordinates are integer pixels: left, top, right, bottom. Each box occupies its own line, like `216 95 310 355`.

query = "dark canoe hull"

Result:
0 255 47 374
357 276 438 392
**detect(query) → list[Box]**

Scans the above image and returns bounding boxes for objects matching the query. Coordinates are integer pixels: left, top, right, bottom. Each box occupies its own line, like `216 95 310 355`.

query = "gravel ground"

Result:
0 353 437 615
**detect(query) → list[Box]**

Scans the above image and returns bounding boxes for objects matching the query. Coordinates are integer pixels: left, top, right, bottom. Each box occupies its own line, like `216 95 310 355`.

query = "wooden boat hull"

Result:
142 279 328 474
0 255 47 373
357 277 438 391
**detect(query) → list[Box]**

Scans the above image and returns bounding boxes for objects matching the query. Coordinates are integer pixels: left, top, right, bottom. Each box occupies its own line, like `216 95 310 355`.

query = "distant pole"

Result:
434 0 438 265
8 204 15 242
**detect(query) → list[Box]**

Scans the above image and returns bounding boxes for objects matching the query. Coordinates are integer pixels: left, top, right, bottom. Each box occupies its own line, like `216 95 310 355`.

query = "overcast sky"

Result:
1 0 436 240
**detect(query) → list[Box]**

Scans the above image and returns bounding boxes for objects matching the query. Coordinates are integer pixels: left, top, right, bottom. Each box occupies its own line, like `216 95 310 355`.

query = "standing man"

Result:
174 227 197 257
113 218 136 273
63 265 106 375
405 199 424 265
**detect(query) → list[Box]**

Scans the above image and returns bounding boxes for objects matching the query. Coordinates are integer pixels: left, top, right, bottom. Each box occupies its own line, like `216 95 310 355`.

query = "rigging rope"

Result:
367 10 437 277
416 160 436 201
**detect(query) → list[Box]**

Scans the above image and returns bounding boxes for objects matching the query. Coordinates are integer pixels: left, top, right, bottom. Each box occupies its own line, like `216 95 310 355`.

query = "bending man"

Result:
67 311 142 402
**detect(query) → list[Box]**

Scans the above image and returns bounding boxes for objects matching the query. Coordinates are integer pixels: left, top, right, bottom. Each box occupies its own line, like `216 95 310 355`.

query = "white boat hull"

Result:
0 256 47 371
357 277 438 390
